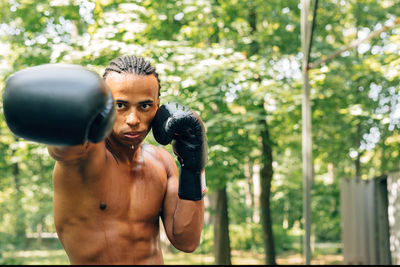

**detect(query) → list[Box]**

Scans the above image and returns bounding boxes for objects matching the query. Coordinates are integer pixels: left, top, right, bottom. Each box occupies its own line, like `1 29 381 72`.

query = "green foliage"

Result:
311 179 341 242
196 224 214 255
229 223 264 253
0 0 399 262
197 223 301 255
272 224 302 254
196 223 301 255
0 257 24 265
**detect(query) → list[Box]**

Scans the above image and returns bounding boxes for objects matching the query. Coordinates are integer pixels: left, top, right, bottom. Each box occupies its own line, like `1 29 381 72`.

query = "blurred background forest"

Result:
0 0 400 265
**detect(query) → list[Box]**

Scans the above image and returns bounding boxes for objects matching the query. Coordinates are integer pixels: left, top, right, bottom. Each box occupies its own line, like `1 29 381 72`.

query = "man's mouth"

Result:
123 131 144 140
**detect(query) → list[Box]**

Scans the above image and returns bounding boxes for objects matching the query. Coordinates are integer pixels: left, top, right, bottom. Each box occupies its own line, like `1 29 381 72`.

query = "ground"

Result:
2 249 343 265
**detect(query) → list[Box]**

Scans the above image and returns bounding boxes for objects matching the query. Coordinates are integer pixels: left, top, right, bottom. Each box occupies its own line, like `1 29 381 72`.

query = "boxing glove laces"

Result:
152 102 207 201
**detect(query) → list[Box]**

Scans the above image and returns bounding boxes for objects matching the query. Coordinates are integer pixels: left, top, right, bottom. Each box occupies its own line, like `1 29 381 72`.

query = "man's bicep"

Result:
161 150 180 240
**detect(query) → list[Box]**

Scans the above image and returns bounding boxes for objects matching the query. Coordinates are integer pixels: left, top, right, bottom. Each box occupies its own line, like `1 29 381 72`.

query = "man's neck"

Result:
105 136 144 166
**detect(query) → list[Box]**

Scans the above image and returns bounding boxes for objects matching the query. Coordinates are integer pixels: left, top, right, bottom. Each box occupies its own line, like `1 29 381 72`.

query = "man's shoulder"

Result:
143 143 175 166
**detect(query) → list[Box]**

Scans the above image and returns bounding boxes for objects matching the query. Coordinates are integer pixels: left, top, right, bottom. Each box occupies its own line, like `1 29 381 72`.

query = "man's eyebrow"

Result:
116 99 129 104
138 100 154 105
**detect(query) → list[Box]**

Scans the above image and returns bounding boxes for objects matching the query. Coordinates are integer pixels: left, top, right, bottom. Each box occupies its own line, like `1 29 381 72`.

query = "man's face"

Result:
105 72 160 147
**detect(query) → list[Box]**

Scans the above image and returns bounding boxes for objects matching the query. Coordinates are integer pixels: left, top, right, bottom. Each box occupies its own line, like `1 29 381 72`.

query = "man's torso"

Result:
52 143 169 264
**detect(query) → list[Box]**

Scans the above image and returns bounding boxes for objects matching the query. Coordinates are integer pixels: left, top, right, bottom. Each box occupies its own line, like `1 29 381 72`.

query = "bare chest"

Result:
54 150 168 224
90 155 168 221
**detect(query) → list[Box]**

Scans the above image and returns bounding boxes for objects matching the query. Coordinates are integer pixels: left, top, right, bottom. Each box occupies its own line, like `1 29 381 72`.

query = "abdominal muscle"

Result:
57 215 164 265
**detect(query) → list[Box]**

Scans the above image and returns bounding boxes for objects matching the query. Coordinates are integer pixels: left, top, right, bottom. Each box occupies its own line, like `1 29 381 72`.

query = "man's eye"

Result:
141 104 151 109
116 103 125 109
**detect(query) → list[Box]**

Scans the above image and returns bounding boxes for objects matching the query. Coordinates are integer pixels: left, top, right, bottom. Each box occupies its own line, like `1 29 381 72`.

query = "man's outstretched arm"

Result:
48 142 102 163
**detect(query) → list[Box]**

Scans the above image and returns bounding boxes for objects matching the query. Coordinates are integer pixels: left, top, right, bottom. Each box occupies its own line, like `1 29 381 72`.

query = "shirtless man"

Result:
2 55 207 264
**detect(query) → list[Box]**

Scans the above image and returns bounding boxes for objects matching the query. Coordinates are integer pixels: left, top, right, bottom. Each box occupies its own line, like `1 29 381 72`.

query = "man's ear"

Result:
157 98 160 108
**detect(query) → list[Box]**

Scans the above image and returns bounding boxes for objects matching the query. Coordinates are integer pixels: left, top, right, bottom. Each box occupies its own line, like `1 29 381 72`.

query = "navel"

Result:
99 202 107 211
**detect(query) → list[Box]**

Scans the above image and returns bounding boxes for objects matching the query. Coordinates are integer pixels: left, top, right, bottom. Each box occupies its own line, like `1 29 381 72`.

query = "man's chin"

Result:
109 130 149 146
121 134 147 147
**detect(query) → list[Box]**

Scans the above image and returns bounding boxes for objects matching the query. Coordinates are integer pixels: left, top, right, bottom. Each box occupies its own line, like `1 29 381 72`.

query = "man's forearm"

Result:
48 142 95 162
171 198 204 252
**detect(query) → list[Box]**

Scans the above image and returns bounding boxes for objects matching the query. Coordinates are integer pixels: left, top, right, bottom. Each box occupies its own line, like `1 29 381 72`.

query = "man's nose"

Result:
126 110 140 126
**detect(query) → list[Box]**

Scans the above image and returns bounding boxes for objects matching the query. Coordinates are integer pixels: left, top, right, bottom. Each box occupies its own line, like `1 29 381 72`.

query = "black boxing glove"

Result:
2 64 116 146
152 102 207 201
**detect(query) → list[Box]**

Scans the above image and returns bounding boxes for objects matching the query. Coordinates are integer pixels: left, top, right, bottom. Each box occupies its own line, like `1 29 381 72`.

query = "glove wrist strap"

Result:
178 166 206 201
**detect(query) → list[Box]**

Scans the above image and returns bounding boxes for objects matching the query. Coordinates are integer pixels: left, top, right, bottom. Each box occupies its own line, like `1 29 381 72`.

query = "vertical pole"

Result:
301 0 312 264
302 69 312 265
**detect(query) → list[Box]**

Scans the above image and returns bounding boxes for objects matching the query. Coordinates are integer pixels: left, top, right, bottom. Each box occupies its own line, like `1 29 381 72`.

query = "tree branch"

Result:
308 18 400 70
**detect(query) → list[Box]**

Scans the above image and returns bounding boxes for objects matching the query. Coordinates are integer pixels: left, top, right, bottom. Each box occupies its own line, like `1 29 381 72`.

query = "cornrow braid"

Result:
103 55 161 96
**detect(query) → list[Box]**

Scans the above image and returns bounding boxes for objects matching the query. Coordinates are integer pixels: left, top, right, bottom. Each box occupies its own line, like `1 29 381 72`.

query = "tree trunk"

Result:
248 1 276 263
213 187 232 265
245 155 255 222
259 112 277 265
354 2 362 182
203 0 232 254
12 157 26 247
355 122 362 180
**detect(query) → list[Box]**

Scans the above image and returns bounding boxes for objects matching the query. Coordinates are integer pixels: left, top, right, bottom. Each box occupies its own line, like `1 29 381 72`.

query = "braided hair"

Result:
103 55 161 96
